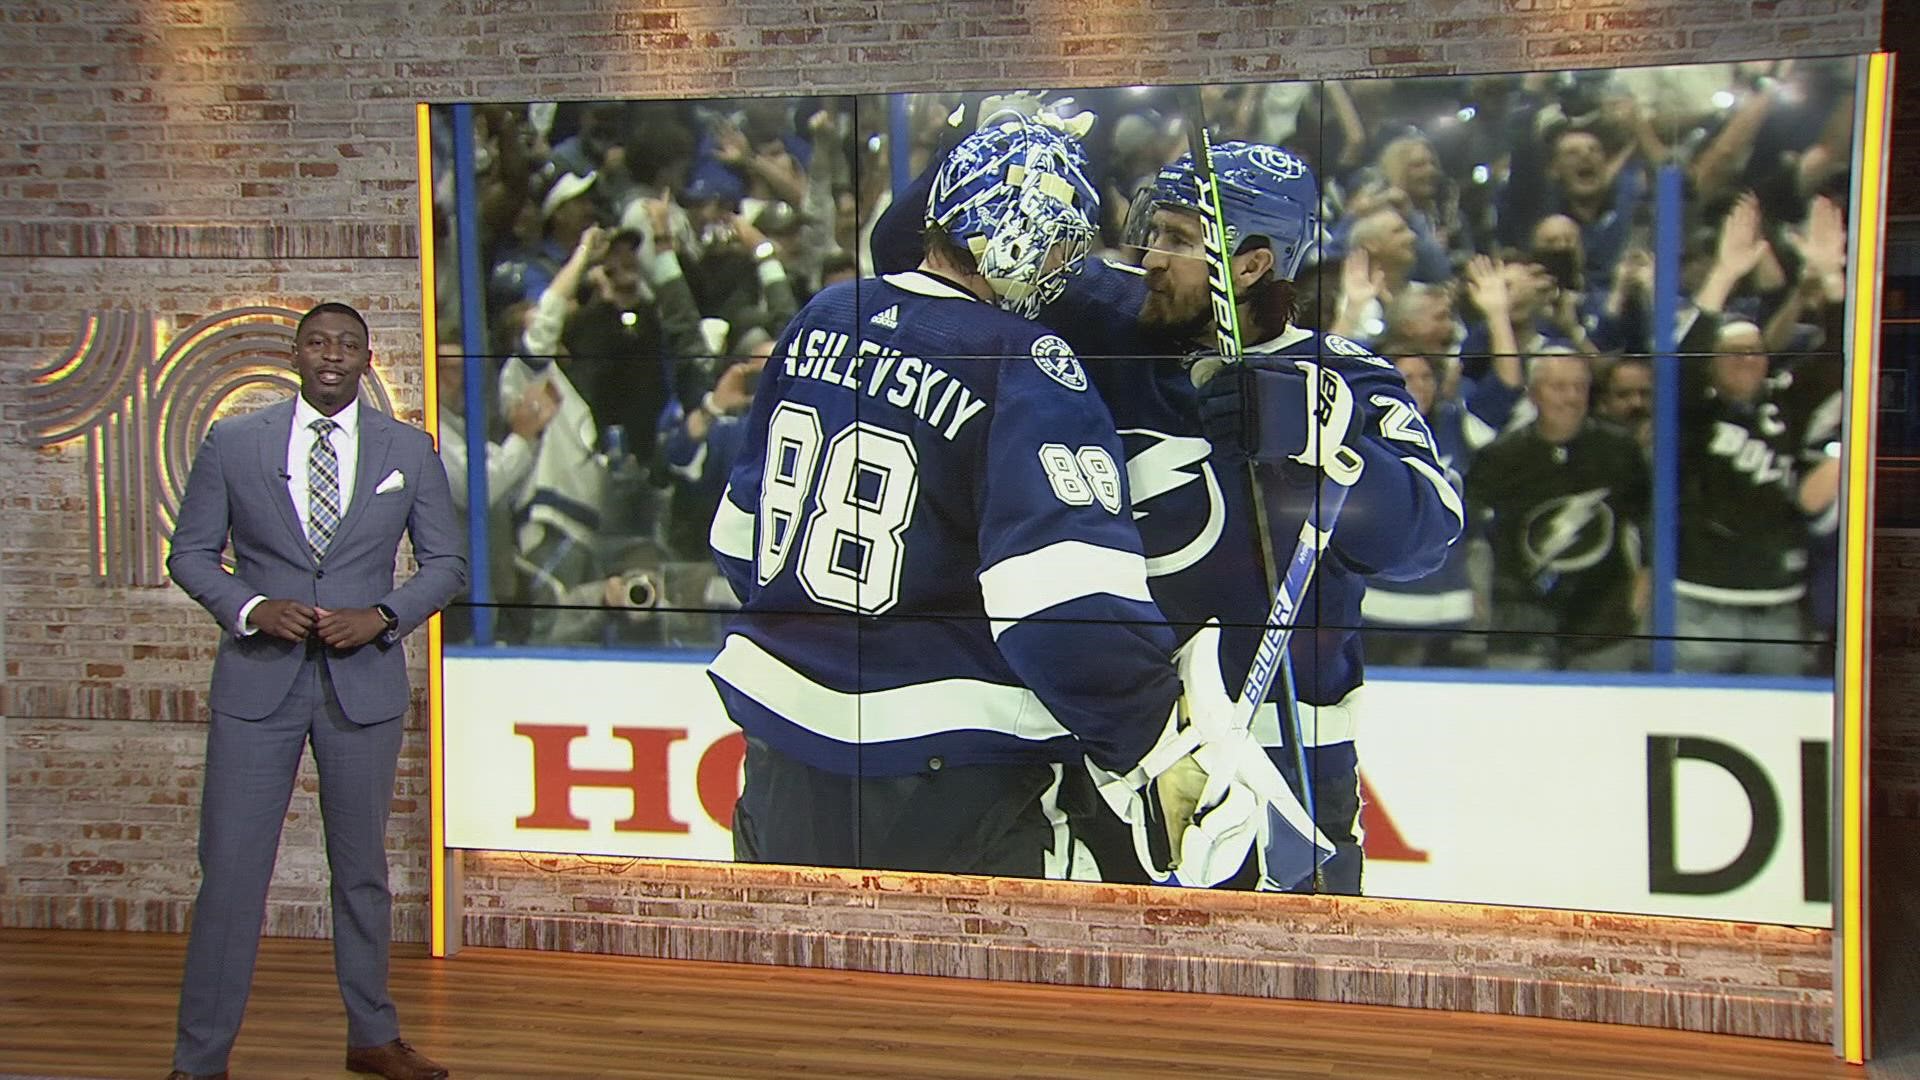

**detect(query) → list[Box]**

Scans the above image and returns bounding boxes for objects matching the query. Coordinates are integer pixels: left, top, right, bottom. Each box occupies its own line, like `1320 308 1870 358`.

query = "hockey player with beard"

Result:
707 116 1274 885
1114 142 1465 892
875 125 1464 893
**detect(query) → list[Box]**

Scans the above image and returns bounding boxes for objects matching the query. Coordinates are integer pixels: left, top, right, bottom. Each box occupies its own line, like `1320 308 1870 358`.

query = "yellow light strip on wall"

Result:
415 100 450 961
35 314 97 386
1840 49 1892 1067
91 433 107 578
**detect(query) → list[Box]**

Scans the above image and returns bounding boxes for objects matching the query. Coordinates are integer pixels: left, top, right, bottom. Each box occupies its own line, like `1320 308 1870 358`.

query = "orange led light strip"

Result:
415 101 451 961
1839 50 1892 1067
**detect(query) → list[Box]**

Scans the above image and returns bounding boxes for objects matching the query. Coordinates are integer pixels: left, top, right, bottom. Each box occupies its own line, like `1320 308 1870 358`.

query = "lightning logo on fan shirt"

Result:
1522 487 1616 576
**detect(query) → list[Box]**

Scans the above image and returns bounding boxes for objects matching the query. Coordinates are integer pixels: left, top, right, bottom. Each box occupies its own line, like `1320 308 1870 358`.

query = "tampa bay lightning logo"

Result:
1030 334 1086 391
1243 145 1308 181
1121 429 1225 576
1521 488 1615 576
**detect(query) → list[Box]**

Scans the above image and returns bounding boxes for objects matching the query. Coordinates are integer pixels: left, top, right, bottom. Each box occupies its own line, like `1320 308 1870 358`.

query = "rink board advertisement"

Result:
443 654 1833 927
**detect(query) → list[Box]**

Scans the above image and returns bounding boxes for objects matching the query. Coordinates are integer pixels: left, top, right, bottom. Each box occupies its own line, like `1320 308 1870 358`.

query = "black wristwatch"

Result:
374 604 399 634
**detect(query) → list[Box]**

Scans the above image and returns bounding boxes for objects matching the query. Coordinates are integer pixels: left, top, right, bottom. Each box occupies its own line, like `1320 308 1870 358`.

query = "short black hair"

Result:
1592 353 1652 396
295 302 369 343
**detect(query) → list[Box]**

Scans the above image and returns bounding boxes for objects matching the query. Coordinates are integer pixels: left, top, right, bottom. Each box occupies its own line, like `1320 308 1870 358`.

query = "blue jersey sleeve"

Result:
1320 337 1467 581
975 343 1180 774
708 356 787 603
1040 259 1170 358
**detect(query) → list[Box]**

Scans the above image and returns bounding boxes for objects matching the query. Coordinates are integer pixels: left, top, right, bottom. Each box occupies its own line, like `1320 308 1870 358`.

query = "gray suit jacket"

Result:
167 398 469 724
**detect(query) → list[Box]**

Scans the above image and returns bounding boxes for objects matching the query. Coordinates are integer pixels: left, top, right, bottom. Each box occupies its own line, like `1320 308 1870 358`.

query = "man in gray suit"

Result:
165 302 467 1080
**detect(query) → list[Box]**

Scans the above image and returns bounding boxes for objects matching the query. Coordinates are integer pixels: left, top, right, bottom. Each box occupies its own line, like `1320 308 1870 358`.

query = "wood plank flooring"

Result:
0 928 1861 1079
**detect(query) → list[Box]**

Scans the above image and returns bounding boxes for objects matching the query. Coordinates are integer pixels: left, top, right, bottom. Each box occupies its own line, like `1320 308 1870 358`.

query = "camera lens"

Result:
625 576 657 607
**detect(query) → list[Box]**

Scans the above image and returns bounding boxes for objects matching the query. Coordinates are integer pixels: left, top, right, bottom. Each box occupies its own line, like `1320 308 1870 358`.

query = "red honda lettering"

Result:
516 723 688 834
696 731 746 828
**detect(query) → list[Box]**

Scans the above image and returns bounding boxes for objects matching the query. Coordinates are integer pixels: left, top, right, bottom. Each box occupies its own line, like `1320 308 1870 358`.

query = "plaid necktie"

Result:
307 417 341 559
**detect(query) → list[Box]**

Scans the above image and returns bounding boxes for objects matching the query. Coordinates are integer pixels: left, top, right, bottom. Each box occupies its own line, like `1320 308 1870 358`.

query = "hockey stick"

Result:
1178 90 1361 890
1182 99 1244 365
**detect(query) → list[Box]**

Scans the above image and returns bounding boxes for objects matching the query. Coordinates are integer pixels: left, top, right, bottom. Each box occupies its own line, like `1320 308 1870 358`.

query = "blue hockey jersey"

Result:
1089 327 1464 711
707 271 1181 777
874 168 1462 727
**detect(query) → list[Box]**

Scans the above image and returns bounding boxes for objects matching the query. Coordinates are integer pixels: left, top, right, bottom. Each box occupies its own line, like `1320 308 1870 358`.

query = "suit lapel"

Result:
257 402 313 564
322 411 392 559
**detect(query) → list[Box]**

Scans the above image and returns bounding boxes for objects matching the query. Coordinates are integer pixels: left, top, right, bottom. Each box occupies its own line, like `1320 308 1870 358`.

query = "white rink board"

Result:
444 655 1833 927
1347 679 1831 927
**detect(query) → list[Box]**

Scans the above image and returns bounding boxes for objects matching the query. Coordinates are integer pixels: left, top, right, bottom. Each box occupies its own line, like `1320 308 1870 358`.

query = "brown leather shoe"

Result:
166 1071 228 1080
346 1038 449 1080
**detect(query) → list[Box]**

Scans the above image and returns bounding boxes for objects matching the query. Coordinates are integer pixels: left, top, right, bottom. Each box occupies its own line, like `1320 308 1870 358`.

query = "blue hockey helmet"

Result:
926 114 1100 319
1127 140 1319 283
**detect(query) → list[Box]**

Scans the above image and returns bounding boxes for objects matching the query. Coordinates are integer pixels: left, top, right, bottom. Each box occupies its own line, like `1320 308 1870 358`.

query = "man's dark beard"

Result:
1138 291 1210 343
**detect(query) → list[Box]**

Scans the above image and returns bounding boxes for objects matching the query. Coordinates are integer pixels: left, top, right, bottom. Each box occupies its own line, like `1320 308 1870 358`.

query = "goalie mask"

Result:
1124 140 1320 284
926 116 1100 320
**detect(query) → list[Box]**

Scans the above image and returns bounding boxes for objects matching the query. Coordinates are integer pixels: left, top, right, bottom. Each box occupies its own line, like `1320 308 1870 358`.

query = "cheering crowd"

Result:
430 57 1853 674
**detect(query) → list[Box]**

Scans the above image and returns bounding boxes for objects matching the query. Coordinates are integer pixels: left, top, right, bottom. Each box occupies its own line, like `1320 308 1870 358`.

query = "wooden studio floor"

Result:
0 928 1861 1080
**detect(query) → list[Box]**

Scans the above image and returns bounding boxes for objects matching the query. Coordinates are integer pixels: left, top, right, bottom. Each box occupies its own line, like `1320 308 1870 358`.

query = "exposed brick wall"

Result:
1873 532 1920 819
1884 0 1919 218
455 856 1835 1040
0 0 1889 1043
1874 0 1920 829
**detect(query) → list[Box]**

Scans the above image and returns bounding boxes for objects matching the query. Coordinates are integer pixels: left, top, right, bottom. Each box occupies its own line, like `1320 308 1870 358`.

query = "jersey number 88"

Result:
756 402 921 615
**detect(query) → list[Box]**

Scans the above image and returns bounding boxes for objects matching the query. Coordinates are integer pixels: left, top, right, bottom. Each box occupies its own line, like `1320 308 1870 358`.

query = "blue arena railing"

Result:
441 644 1831 694
451 103 495 645
1651 164 1684 672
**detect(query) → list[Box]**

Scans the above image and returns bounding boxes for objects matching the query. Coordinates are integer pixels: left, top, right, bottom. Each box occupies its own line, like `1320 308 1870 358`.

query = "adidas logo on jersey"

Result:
869 305 900 330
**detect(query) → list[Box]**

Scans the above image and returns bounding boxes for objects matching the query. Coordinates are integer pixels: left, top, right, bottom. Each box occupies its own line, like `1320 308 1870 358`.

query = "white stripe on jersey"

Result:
880 270 979 302
1247 690 1360 748
709 633 1072 746
977 540 1153 640
1401 454 1466 530
1359 586 1475 626
709 485 754 562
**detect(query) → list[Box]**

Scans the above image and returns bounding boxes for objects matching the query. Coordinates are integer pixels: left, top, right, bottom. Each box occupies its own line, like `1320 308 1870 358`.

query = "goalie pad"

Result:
1085 622 1334 888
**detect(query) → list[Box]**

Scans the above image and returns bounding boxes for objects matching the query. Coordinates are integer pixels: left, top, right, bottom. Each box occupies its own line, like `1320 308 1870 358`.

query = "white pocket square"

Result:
375 469 405 494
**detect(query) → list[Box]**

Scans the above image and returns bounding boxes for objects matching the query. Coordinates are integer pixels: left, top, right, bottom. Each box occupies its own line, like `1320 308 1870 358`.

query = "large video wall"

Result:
428 57 1870 927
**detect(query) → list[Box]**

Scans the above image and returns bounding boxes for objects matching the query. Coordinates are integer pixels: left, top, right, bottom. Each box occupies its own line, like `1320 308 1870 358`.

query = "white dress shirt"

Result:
236 397 361 635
